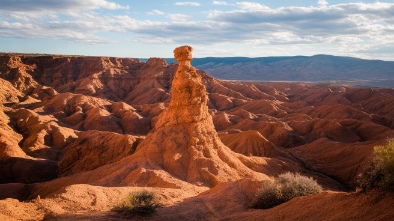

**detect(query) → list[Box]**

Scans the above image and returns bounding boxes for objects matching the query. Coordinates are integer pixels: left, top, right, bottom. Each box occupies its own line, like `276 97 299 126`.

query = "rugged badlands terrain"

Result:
1 48 394 220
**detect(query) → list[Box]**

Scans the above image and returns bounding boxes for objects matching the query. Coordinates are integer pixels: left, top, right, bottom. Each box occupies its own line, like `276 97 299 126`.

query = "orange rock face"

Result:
58 130 141 176
156 46 209 129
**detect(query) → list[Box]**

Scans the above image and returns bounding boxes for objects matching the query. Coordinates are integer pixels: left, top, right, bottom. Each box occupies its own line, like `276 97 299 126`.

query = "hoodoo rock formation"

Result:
133 46 268 186
155 46 209 129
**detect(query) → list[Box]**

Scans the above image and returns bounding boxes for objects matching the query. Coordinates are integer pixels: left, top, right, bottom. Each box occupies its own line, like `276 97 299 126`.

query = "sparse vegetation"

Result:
112 190 160 218
358 138 394 192
252 172 322 209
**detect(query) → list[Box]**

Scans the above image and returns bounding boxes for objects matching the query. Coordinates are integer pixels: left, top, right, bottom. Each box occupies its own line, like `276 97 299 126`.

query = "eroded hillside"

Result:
1 50 394 220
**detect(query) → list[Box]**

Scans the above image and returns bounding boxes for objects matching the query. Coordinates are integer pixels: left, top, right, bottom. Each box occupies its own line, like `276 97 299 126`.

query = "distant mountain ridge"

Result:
166 55 394 87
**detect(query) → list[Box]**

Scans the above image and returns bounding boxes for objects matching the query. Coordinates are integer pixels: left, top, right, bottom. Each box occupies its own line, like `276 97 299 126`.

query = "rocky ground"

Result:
1 48 394 220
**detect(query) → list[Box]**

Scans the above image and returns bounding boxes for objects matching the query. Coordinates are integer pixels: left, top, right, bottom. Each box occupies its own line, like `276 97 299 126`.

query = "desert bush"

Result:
252 172 322 209
358 138 394 192
252 180 281 209
112 190 160 218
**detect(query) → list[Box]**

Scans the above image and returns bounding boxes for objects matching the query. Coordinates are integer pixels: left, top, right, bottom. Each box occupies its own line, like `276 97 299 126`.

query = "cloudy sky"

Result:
1 0 394 60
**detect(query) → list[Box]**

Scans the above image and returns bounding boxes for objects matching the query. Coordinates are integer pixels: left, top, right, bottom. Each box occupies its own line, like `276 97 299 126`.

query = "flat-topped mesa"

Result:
155 45 211 129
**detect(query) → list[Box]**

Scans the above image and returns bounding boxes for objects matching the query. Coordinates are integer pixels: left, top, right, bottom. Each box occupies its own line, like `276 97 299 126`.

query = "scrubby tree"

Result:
252 172 322 209
358 138 394 192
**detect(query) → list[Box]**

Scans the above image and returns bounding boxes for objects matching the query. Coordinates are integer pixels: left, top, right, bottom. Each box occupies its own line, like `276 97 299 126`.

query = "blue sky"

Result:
1 0 394 60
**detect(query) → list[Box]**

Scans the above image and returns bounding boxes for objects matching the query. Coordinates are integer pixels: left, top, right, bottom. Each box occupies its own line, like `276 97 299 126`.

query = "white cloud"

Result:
0 21 25 29
147 10 165 15
318 0 328 7
235 2 270 11
167 14 192 21
213 1 229 5
1 1 394 60
175 2 201 6
135 37 175 44
0 0 128 12
202 2 394 58
0 18 111 44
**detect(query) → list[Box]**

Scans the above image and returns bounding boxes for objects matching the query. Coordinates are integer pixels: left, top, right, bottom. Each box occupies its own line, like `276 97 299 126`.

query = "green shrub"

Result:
112 190 160 218
252 172 322 209
358 138 394 192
